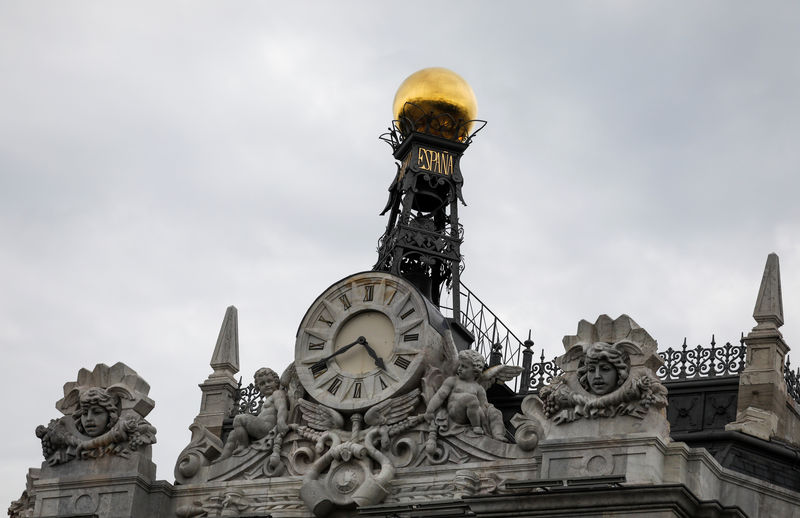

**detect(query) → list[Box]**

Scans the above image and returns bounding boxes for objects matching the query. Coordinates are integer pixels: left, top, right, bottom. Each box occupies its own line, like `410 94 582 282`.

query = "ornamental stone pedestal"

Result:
27 363 163 518
513 315 671 484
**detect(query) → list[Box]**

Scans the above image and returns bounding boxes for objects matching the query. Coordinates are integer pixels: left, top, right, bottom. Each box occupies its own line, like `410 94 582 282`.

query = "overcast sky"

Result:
2 1 799 508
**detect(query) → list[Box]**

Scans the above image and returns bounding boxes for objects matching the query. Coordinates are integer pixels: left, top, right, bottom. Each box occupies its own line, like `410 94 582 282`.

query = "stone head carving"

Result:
254 368 280 398
456 349 484 382
75 387 120 437
577 343 631 395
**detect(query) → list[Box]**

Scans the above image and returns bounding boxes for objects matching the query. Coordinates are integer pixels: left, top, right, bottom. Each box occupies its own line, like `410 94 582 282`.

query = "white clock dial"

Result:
294 271 447 411
333 311 394 375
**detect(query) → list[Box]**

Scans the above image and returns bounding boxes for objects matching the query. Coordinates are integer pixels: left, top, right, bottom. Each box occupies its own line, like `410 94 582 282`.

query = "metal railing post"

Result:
520 331 534 395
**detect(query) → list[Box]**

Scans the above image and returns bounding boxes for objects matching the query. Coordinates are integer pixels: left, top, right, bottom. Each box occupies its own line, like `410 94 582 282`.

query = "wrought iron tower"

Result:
374 68 485 320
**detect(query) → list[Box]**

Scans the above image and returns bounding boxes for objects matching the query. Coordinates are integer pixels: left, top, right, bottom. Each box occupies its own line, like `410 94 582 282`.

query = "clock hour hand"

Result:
312 336 367 371
361 341 387 370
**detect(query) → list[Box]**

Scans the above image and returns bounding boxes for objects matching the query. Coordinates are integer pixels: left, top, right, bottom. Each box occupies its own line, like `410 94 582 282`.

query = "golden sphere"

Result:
392 67 478 135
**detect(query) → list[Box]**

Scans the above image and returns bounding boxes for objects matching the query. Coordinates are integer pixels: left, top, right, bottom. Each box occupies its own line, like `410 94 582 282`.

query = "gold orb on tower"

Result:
392 67 478 141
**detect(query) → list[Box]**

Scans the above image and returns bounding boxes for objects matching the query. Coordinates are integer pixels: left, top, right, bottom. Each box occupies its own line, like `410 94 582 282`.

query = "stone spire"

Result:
210 305 240 377
753 253 784 331
726 253 790 441
192 306 241 438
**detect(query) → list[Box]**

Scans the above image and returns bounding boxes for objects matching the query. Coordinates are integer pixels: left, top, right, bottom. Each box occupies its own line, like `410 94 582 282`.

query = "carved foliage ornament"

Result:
35 363 156 466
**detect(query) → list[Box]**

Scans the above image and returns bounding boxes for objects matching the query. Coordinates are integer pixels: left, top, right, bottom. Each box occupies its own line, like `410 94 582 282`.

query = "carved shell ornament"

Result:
57 362 155 419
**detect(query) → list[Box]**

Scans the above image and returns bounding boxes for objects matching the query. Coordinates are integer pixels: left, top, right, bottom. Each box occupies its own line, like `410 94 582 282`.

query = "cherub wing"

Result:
280 362 305 414
480 364 524 389
297 399 344 431
364 388 421 426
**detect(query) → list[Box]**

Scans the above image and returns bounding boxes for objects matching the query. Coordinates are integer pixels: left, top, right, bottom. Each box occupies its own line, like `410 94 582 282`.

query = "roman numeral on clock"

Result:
363 285 374 302
338 294 351 310
403 333 418 342
318 315 334 327
310 362 327 378
327 377 342 395
394 356 411 369
309 341 325 350
352 382 362 398
400 307 415 320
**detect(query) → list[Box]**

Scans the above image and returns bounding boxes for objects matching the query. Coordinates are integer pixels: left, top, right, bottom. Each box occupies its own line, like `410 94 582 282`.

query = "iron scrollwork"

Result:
528 350 562 393
785 357 800 404
231 379 265 417
379 102 487 150
657 336 746 381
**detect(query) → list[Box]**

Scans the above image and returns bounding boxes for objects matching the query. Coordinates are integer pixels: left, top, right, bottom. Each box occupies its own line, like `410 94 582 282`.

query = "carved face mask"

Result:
586 360 619 395
81 405 110 437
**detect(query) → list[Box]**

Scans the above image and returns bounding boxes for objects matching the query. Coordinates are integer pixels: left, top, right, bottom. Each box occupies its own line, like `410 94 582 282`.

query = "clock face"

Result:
295 271 444 411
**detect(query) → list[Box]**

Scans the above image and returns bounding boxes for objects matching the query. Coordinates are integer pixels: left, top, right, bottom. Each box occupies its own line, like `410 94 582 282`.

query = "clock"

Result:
295 271 448 412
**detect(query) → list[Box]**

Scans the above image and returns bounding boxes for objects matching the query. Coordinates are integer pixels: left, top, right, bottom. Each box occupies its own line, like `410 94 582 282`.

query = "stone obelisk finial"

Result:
193 305 241 438
210 305 240 377
753 253 784 331
727 253 790 441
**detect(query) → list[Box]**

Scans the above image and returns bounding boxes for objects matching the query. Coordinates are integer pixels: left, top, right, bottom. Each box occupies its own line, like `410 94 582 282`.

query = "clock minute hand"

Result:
361 341 387 370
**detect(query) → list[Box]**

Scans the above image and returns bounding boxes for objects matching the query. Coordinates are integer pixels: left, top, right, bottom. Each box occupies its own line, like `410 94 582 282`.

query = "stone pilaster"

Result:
727 253 789 441
195 305 240 438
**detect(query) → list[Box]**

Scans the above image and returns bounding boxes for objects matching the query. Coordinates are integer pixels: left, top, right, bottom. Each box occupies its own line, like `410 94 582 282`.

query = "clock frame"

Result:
295 271 446 412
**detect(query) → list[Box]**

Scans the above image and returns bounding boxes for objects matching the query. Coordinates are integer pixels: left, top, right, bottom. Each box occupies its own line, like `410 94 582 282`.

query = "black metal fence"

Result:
440 282 527 384
785 357 800 403
657 335 747 381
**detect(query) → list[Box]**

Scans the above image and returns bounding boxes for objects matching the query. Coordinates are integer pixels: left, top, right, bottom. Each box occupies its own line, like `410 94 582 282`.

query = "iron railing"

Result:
519 340 561 394
657 335 747 381
235 333 800 414
440 282 530 391
785 357 800 403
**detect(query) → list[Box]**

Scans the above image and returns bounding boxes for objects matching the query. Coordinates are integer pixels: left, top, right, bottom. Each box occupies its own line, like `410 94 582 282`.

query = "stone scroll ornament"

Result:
297 389 423 516
35 363 157 465
513 315 668 450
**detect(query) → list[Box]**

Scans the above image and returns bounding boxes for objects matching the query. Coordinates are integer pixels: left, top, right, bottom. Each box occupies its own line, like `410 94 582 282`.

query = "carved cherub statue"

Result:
425 349 522 440
218 367 289 461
